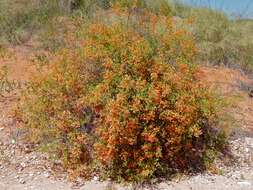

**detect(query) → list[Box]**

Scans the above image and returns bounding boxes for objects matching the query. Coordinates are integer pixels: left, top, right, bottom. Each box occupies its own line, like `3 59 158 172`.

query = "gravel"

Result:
0 129 252 190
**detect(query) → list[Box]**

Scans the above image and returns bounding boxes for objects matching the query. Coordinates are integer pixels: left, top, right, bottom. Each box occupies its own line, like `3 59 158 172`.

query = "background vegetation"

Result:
1 0 252 72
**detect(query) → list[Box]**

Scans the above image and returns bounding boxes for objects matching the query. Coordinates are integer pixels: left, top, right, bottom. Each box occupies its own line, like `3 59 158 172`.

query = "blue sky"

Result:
179 0 253 18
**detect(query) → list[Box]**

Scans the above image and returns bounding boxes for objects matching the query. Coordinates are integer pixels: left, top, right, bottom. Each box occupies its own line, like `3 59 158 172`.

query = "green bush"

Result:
172 3 253 73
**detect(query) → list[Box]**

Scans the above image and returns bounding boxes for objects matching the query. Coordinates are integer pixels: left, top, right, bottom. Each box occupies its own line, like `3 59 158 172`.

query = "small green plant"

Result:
0 66 21 97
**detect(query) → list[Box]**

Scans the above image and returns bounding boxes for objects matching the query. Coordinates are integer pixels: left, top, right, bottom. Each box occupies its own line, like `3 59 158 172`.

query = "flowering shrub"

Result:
85 23 224 181
19 13 226 181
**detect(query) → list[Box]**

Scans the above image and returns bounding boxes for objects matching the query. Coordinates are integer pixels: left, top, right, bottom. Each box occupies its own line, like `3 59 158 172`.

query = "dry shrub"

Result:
86 23 225 181
20 47 102 178
19 13 226 181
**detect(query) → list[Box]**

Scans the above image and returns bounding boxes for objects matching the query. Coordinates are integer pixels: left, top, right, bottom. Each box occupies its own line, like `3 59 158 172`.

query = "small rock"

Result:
237 181 251 186
20 162 26 168
18 178 26 184
24 147 32 154
93 176 99 181
44 172 50 178
53 160 61 165
245 138 253 148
